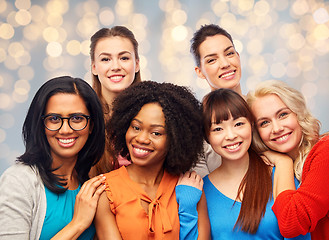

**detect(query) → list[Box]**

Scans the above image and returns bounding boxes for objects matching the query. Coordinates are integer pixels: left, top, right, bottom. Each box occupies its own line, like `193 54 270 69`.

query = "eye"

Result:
121 56 130 61
212 127 223 132
152 132 162 136
259 120 269 127
279 112 288 118
206 58 215 64
235 122 244 127
226 51 235 56
101 57 110 62
47 115 61 123
70 115 84 123
132 125 140 131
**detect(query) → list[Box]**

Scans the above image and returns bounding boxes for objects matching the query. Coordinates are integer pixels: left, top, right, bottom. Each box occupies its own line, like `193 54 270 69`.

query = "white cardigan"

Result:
0 163 46 239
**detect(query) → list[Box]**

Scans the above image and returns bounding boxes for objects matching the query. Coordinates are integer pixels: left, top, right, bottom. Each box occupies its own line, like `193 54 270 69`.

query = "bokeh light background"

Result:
0 0 328 174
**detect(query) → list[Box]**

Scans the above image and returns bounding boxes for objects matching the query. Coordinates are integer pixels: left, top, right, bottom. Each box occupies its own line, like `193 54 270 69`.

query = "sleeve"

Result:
175 185 202 240
272 137 329 238
0 166 35 239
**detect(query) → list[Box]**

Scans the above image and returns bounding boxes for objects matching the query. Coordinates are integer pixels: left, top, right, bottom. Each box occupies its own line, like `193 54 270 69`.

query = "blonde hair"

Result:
247 80 320 180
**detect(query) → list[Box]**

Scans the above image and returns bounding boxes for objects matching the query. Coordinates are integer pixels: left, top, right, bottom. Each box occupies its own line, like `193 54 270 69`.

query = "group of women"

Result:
0 23 327 240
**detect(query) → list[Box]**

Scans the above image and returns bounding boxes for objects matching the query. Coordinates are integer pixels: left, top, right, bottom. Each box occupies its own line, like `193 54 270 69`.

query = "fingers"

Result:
77 174 107 200
177 171 203 190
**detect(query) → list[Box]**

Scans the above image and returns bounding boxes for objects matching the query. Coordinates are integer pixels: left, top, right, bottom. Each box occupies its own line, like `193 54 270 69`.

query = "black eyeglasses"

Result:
42 114 90 131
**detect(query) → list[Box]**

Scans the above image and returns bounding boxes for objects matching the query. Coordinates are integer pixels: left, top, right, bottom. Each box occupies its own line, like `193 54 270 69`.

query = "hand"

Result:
261 150 293 167
71 174 107 231
177 171 203 191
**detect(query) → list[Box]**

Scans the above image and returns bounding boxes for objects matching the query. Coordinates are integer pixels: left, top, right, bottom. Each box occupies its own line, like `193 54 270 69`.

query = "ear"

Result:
135 59 140 73
195 66 206 79
91 62 98 76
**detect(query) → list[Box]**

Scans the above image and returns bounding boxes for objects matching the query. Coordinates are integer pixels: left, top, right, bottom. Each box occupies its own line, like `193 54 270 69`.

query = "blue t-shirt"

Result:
39 185 95 240
203 168 310 240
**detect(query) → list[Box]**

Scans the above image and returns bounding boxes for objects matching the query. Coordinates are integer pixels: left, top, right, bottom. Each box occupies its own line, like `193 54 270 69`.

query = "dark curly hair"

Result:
108 81 204 175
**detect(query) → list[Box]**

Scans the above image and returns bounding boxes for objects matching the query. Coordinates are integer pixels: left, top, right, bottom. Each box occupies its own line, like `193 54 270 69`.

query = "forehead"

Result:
95 36 135 54
252 94 286 118
45 93 88 115
134 103 165 125
199 34 233 57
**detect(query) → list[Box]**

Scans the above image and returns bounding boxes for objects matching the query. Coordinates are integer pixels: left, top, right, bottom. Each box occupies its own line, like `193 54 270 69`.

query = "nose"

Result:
59 119 74 134
225 127 237 140
219 56 230 69
271 119 284 134
111 59 121 71
135 130 151 144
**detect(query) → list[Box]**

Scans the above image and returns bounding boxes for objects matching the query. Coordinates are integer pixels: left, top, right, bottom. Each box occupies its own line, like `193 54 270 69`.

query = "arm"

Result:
94 192 122 240
176 171 210 240
51 175 106 240
261 151 295 199
272 137 329 237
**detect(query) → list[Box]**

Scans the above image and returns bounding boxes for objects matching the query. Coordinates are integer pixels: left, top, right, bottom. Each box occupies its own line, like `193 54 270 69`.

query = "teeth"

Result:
226 143 240 150
110 75 123 80
221 71 234 78
134 147 150 153
277 135 288 142
59 138 75 144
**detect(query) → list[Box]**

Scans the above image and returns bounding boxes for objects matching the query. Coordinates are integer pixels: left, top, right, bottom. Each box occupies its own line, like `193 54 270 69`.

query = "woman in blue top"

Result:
177 88 310 239
0 76 106 239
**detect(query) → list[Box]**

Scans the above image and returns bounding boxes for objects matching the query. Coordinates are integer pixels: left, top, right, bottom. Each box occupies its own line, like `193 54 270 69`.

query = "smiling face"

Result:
125 102 168 168
208 114 251 162
44 93 91 165
195 34 241 93
251 94 302 159
91 36 140 98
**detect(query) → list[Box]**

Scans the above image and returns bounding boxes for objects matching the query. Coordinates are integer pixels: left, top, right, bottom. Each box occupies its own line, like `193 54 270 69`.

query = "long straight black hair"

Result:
17 76 105 193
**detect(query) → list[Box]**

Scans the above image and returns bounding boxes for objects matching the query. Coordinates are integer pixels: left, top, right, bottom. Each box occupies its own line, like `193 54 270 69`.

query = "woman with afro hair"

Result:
94 81 210 239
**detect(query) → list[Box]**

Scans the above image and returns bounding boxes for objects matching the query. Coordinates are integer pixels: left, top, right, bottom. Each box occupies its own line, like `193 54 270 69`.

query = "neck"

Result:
126 163 164 187
101 86 118 108
219 153 249 178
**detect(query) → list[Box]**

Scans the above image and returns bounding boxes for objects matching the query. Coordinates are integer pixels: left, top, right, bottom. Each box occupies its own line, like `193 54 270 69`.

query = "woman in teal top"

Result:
0 76 106 239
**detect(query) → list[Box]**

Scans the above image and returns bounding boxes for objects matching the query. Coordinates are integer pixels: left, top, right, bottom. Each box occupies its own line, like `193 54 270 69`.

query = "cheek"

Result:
257 127 270 141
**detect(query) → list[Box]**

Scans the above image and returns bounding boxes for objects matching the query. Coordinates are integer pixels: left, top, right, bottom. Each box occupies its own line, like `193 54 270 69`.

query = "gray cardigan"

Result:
0 163 46 240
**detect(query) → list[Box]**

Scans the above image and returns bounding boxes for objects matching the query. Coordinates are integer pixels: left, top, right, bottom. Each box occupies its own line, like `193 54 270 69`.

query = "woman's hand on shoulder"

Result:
261 150 293 167
177 171 203 191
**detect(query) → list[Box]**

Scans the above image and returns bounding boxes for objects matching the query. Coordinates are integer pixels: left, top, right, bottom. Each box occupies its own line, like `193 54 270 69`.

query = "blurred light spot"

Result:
313 8 329 24
288 33 305 50
220 12 237 29
273 48 290 63
0 93 12 109
291 0 309 16
15 9 32 26
0 48 7 62
47 14 63 27
8 42 24 58
99 8 115 25
0 23 15 40
15 0 31 10
115 0 133 16
0 114 15 129
139 55 148 69
172 10 187 25
279 23 297 39
238 0 254 12
286 62 301 78
248 55 268 76
7 11 19 28
23 24 41 41
83 0 99 13
254 0 270 16
66 40 81 56
247 39 263 55
80 40 90 56
4 56 19 70
273 0 289 11
303 68 319 82
43 27 59 42
0 75 3 87
0 0 7 14
0 129 5 143
270 62 286 78
159 0 176 12
18 66 34 80
77 13 98 38
13 88 29 103
171 25 188 42
313 24 329 40
234 39 243 53
212 1 229 17
14 79 30 95
140 40 150 54
15 51 31 66
0 143 10 159
46 42 62 57
29 5 44 22
46 0 69 14
301 82 317 98
131 14 148 28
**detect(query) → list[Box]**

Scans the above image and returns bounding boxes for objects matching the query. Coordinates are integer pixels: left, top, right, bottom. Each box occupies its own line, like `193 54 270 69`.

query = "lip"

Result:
223 142 242 152
131 144 153 158
108 74 125 83
219 70 236 80
271 132 292 143
57 137 77 148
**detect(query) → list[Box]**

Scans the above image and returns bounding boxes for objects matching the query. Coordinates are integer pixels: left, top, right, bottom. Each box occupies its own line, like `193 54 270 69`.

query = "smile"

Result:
109 75 124 82
272 133 291 142
224 142 241 151
219 70 235 79
131 145 153 158
58 138 75 144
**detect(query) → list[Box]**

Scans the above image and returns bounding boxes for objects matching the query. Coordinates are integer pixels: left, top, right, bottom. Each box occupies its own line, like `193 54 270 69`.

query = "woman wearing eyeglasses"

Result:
0 76 106 240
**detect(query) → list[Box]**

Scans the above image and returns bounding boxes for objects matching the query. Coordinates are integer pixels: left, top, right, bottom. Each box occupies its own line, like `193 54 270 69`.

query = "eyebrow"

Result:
132 118 165 128
203 46 234 59
98 50 132 57
256 107 290 123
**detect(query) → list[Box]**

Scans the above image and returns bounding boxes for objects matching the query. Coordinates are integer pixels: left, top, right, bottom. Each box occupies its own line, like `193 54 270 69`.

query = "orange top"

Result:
104 166 180 240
